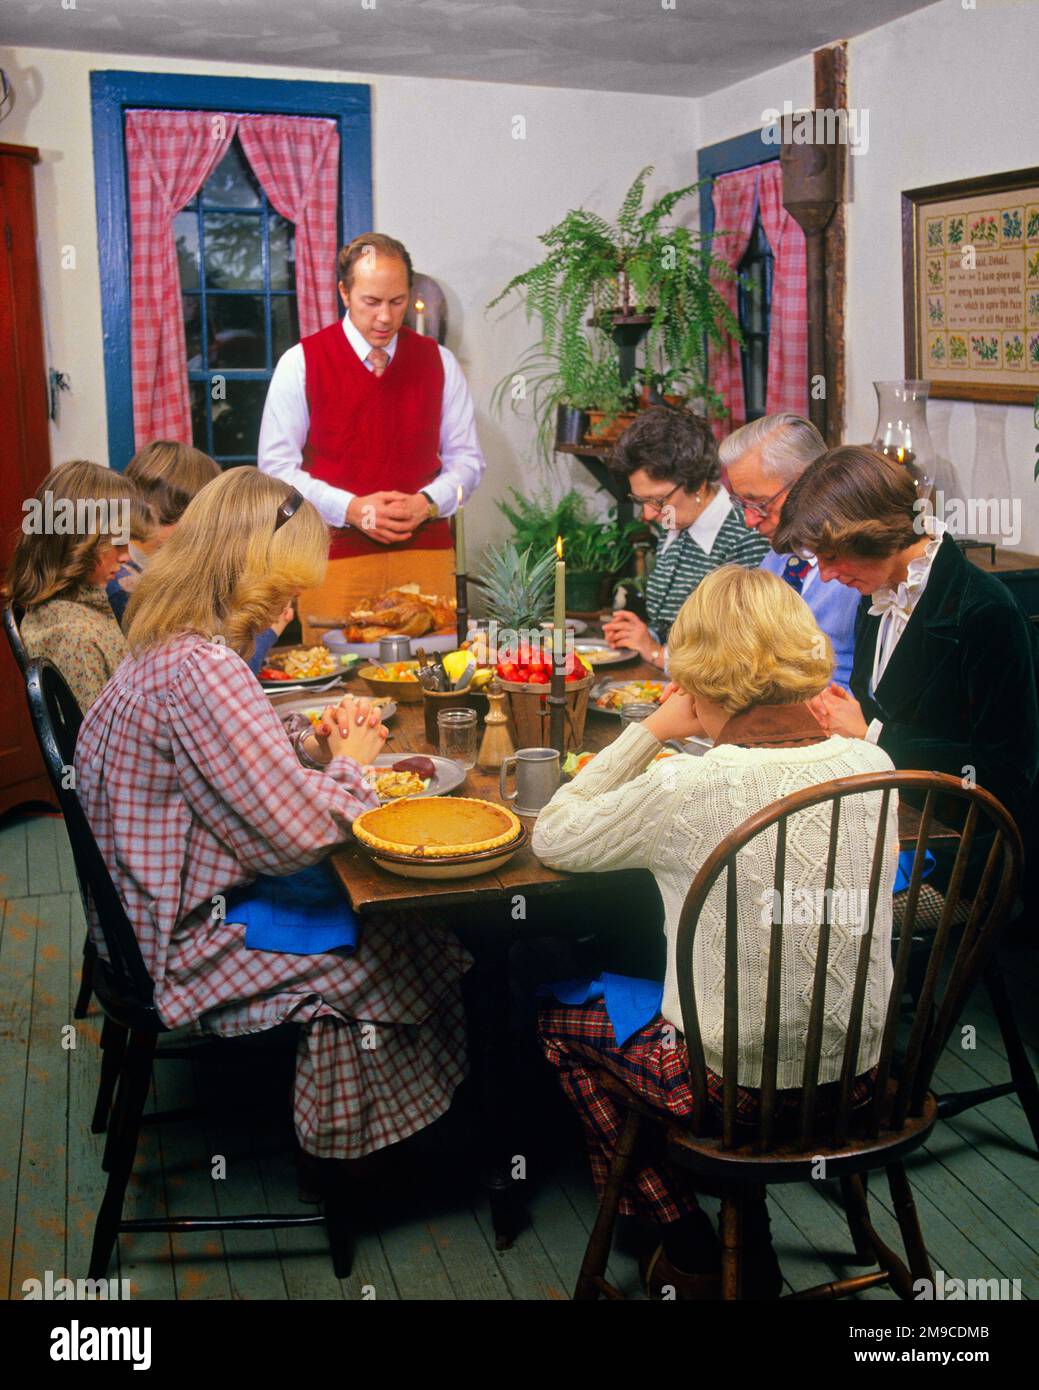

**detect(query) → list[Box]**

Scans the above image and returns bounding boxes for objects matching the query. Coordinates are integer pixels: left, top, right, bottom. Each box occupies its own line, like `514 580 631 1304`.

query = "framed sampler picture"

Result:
902 165 1039 405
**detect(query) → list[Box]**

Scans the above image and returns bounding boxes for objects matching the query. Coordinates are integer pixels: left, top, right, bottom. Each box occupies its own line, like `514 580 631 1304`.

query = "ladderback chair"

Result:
25 660 354 1280
5 600 95 1018
575 770 1024 1301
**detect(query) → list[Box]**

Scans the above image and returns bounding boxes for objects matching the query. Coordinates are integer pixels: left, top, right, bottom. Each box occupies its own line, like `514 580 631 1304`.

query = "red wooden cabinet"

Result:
0 144 57 815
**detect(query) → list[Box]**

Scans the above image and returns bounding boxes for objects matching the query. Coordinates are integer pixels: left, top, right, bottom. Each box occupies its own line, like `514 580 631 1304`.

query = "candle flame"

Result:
457 483 464 505
556 535 564 559
415 299 425 311
896 446 905 463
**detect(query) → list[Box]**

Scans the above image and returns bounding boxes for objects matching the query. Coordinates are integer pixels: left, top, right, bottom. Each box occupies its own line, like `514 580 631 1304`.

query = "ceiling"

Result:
7 0 941 97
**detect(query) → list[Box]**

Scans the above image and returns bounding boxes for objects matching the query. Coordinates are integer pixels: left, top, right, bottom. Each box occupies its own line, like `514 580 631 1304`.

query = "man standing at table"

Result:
258 232 485 641
719 413 860 688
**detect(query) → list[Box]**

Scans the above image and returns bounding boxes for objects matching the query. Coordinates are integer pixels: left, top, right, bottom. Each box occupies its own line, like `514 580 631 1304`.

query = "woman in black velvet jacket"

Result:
773 446 1039 851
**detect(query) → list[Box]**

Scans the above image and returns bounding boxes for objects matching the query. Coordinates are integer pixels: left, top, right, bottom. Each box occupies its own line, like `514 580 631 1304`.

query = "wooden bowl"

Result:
357 661 424 703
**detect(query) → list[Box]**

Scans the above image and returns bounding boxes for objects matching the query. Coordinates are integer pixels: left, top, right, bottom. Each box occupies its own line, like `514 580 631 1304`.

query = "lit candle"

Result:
414 298 426 336
454 483 466 572
554 535 566 636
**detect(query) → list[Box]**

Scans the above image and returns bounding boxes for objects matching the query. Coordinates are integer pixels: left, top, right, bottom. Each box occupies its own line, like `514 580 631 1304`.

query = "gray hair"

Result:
717 413 826 484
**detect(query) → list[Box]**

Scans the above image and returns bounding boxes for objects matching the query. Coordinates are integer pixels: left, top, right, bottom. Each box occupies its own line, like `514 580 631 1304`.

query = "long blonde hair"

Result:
126 468 327 656
668 565 833 713
5 460 139 609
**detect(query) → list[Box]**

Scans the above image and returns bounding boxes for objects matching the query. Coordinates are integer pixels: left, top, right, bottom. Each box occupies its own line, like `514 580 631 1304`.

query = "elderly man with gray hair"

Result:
720 413 859 687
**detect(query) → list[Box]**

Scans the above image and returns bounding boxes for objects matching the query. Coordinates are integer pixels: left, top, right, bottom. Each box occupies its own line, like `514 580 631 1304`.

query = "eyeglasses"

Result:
627 481 685 511
726 479 791 520
273 488 304 532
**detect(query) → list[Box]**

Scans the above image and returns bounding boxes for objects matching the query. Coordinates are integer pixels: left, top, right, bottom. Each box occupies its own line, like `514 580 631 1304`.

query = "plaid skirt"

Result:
163 910 472 1160
539 1000 873 1225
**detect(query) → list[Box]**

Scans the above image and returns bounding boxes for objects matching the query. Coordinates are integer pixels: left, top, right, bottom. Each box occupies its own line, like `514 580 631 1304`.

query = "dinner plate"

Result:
271 694 398 724
365 753 467 801
589 678 667 716
259 648 360 690
573 640 639 668
538 618 588 636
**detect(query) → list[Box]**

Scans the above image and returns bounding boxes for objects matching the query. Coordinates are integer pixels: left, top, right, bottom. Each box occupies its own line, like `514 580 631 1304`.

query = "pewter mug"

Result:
378 635 412 663
499 747 561 816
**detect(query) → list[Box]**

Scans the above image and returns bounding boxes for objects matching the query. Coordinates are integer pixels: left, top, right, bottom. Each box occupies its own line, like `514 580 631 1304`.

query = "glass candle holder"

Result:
437 707 479 769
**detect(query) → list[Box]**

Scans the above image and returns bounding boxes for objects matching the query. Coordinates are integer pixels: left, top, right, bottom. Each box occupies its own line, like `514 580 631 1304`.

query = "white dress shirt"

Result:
864 517 947 744
257 313 486 529
657 484 733 557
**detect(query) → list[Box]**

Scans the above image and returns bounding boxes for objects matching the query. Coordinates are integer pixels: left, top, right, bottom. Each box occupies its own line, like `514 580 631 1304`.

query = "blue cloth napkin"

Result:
894 848 936 895
538 972 664 1048
227 860 359 956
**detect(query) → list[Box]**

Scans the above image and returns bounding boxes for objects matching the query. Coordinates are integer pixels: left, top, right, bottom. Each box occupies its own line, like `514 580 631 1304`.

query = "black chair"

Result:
573 770 1024 1300
24 659 354 1280
3 599 96 1020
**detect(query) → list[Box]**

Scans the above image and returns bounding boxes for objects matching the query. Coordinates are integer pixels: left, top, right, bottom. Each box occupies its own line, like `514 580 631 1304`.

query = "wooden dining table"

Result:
280 652 956 1246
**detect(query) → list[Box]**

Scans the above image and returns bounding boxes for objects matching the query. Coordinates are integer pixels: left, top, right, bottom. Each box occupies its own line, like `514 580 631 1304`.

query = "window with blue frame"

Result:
90 72 372 473
176 138 302 465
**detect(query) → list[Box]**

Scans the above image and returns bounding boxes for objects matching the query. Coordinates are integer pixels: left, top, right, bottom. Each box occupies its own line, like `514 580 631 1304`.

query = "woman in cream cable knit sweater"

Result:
533 565 898 1299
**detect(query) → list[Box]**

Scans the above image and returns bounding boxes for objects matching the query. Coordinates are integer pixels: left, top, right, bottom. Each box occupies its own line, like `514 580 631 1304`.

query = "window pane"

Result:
269 212 296 291
271 296 300 361
211 379 268 457
202 140 261 208
189 380 208 451
174 212 200 290
204 212 262 290
183 294 203 368
208 295 266 368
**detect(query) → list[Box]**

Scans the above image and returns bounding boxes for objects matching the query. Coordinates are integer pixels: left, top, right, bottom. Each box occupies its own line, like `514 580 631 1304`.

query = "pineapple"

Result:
478 541 555 630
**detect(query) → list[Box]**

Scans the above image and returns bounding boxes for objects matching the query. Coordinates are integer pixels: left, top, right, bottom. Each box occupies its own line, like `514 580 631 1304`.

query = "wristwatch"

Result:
420 490 439 521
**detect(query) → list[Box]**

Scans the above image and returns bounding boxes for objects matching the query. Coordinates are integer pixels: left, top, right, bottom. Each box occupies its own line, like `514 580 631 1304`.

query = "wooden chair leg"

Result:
89 1031 155 1279
573 1106 643 1301
91 1017 128 1135
74 937 95 1019
719 1192 743 1300
324 1189 355 1280
984 962 1039 1154
840 1173 873 1262
887 1161 932 1288
842 1172 916 1301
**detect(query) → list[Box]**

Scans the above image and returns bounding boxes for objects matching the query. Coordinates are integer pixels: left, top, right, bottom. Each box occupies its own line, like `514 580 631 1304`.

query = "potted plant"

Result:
496 487 643 612
488 165 740 451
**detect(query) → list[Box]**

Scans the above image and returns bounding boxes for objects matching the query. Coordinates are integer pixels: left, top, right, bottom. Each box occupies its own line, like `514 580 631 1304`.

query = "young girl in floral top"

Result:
76 467 470 1166
6 460 139 710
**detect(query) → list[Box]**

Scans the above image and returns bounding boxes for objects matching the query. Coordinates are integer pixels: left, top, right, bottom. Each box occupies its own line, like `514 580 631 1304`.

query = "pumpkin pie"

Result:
352 796 522 859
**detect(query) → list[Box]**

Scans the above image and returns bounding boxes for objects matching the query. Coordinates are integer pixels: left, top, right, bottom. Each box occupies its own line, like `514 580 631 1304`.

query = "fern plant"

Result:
496 487 642 576
488 165 741 442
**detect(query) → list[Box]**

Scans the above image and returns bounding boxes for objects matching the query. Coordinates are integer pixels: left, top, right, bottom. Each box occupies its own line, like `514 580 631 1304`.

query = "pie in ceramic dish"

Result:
352 796 522 859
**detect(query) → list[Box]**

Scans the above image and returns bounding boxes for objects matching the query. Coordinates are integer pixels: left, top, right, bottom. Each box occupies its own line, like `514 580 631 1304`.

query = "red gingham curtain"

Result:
236 115 340 339
127 109 236 446
706 166 759 439
757 161 808 417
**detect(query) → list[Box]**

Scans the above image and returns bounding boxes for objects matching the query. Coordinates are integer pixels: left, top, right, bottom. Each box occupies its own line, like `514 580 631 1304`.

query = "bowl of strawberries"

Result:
494 643 594 753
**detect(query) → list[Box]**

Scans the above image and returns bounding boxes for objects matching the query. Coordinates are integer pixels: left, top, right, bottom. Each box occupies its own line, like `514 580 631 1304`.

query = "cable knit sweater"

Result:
532 723 898 1089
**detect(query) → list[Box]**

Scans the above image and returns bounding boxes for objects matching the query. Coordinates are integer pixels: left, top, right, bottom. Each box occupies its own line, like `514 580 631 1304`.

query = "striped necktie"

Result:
781 555 811 593
366 347 390 377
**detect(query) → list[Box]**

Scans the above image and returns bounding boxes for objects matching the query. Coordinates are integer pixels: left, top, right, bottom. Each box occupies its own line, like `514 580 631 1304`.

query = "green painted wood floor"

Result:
1 811 1036 1301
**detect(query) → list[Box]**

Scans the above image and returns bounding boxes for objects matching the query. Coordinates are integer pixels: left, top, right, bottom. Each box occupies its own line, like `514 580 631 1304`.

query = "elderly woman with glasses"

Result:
603 407 769 669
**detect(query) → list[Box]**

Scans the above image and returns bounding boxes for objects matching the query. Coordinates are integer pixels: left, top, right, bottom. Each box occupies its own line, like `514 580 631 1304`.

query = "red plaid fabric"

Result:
758 162 808 417
236 115 340 339
706 166 759 439
539 1000 874 1225
127 109 340 449
75 635 471 1158
127 110 236 446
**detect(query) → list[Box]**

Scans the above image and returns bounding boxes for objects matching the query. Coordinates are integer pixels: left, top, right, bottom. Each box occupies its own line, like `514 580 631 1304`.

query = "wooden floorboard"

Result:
2 811 1036 1301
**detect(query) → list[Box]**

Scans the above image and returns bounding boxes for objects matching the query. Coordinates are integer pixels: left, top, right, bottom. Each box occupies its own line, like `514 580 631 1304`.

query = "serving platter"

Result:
323 630 457 661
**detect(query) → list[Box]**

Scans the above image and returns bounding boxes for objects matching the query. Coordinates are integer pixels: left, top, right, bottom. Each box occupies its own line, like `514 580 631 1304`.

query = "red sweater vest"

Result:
301 321 453 560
